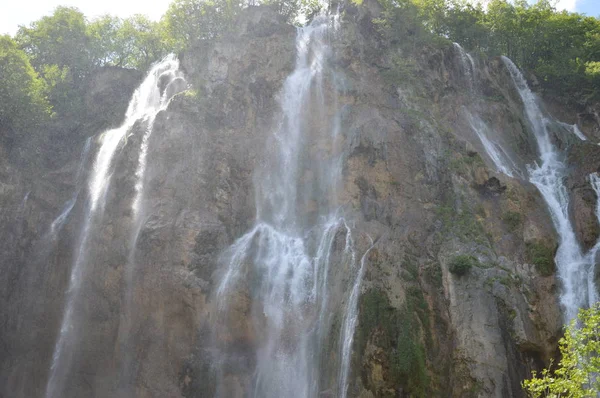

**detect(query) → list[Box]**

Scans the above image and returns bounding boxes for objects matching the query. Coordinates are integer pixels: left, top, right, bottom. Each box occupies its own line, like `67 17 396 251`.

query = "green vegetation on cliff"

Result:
372 0 600 106
523 304 600 397
0 36 51 143
358 288 430 397
2 0 599 142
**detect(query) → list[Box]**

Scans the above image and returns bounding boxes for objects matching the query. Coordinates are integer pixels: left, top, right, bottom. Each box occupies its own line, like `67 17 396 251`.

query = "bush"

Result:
523 304 600 397
448 254 478 276
502 211 522 231
526 241 555 276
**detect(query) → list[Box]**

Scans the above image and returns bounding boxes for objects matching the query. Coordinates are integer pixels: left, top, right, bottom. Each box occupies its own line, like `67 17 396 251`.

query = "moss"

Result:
381 54 418 87
526 241 556 276
424 262 443 289
436 199 491 247
448 255 478 276
502 211 522 231
357 289 430 397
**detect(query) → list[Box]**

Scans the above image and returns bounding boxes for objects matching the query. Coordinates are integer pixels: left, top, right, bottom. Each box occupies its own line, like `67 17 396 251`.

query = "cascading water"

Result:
557 121 587 141
45 55 183 398
214 15 367 398
453 43 476 92
454 44 519 178
49 138 92 237
503 56 597 321
116 56 186 393
464 111 518 177
587 173 600 306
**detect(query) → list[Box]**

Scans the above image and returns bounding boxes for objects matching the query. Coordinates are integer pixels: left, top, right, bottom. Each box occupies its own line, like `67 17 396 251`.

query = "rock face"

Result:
0 4 597 398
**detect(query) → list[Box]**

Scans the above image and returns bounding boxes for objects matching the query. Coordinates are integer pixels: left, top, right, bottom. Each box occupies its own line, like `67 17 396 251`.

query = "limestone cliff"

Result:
1 4 599 398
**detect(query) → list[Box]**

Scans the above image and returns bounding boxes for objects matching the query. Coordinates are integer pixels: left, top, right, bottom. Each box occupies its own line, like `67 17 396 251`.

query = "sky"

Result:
0 0 172 35
0 0 599 36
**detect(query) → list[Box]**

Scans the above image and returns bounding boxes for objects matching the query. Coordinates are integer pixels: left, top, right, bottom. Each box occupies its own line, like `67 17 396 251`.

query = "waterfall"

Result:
586 173 600 306
117 57 186 392
557 121 587 141
453 43 476 92
49 138 92 237
454 44 519 178
502 56 597 321
464 111 517 177
214 15 366 397
45 55 183 398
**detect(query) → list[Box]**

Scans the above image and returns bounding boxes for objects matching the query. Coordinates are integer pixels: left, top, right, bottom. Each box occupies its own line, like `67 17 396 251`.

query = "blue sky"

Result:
573 0 600 17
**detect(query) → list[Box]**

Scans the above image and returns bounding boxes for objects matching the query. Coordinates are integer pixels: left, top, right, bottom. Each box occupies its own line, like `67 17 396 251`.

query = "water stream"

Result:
45 55 184 398
214 15 367 398
503 56 597 321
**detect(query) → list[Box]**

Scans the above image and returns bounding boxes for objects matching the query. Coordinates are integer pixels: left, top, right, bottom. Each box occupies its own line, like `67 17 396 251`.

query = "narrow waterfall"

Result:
464 111 517 177
454 44 519 178
587 173 600 305
117 56 186 392
49 138 92 237
453 42 476 92
503 56 597 321
214 15 366 398
557 121 587 141
45 55 183 398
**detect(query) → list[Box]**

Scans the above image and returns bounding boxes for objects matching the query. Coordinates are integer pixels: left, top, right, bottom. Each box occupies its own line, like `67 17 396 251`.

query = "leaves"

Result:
523 304 600 397
0 35 51 139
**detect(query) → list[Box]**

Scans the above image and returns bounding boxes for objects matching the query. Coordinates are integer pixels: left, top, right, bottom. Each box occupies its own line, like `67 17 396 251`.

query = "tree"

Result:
16 7 92 83
163 0 242 51
523 304 600 397
0 36 51 142
118 15 169 70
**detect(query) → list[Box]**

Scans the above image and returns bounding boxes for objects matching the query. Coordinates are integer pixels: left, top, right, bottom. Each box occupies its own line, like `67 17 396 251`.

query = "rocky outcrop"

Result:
0 3 596 398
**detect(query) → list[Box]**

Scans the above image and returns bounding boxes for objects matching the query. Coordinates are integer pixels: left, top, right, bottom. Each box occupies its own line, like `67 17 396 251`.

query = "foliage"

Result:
16 7 91 83
523 304 600 397
448 254 477 276
372 0 600 105
358 289 430 397
526 241 555 276
502 211 522 231
0 35 51 141
163 0 242 51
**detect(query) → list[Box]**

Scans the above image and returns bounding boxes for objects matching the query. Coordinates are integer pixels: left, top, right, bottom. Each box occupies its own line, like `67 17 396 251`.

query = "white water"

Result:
115 56 185 393
49 138 92 237
464 111 517 177
45 55 183 398
557 121 587 141
215 15 367 397
586 173 600 306
454 44 519 178
453 43 476 92
339 238 373 398
503 56 597 321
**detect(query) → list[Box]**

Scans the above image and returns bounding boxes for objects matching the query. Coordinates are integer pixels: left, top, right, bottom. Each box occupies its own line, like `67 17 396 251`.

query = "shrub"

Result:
448 254 478 276
523 304 600 397
526 241 555 276
502 211 522 231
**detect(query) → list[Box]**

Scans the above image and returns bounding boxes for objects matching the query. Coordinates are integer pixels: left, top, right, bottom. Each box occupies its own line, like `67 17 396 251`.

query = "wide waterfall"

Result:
213 15 367 398
45 55 185 398
502 56 598 321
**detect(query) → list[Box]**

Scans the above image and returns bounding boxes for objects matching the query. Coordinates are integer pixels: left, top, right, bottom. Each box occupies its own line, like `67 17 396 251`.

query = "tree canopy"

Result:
379 0 600 105
2 0 600 140
0 35 51 142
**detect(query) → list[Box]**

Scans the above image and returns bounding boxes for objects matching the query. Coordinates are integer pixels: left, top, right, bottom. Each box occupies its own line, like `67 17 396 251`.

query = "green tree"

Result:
16 7 92 83
0 36 51 142
118 15 169 70
163 0 242 51
523 304 600 397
